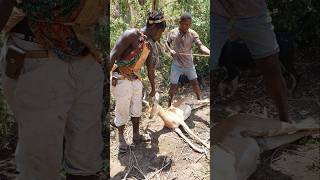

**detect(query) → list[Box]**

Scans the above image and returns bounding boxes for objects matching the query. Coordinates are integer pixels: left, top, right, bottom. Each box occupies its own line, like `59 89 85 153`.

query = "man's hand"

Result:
111 77 117 86
148 89 156 109
149 89 156 97
200 45 210 55
170 49 176 55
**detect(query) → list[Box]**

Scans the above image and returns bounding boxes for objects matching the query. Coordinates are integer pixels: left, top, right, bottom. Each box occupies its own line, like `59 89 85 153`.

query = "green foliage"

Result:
110 0 211 85
267 0 320 49
0 34 3 47
163 0 210 77
0 33 14 149
111 0 154 47
95 24 109 57
0 92 16 151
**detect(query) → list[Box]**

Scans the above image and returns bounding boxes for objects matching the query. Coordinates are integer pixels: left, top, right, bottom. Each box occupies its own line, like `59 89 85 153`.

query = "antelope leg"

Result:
174 128 205 153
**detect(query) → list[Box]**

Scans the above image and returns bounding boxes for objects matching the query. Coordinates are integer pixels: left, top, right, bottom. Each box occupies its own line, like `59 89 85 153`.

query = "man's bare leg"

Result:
255 53 289 122
190 79 201 100
132 117 151 144
118 125 128 151
131 117 140 143
168 84 178 107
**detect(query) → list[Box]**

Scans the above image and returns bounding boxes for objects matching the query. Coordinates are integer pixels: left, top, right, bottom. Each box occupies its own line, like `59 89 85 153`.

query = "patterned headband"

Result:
148 17 165 24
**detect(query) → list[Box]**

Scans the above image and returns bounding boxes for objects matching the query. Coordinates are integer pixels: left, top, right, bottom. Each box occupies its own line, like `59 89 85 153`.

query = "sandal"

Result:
133 134 151 144
118 143 129 153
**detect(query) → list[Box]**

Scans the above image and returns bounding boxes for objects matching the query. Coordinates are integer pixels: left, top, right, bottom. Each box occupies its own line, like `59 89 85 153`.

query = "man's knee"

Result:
169 84 178 96
256 53 282 77
131 116 140 122
190 79 199 86
169 84 178 90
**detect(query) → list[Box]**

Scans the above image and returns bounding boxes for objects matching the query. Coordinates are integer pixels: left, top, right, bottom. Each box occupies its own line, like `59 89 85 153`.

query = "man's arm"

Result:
165 31 176 55
193 31 210 55
0 0 16 31
110 30 135 69
146 50 156 97
165 41 176 55
198 44 210 55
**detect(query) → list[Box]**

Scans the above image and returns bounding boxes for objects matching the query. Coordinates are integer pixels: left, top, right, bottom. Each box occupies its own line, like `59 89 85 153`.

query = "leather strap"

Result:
25 50 48 59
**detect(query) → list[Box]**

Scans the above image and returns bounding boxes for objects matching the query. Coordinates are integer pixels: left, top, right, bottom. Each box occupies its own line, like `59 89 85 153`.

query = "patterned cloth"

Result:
116 30 146 67
18 0 87 59
111 29 151 81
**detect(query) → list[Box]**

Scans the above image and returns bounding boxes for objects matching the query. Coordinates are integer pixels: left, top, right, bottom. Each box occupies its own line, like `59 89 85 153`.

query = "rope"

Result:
176 52 210 57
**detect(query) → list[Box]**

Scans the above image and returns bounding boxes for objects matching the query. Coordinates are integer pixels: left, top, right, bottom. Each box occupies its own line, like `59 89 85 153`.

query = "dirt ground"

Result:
1 49 319 179
211 49 320 180
0 77 210 180
110 80 211 180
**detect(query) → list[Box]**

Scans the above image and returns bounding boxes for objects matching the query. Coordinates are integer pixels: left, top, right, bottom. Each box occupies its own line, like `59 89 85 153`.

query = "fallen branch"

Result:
147 160 172 179
122 146 134 180
132 151 148 180
194 153 205 163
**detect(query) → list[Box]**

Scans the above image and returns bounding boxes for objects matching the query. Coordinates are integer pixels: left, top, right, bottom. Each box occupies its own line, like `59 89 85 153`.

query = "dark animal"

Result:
178 73 204 89
218 32 298 97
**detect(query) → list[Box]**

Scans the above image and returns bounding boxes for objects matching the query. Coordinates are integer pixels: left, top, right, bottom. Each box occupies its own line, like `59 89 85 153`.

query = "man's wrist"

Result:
151 87 155 93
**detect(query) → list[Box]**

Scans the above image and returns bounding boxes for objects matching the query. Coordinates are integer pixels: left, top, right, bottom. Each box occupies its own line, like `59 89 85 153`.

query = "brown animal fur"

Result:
212 113 319 180
147 94 210 153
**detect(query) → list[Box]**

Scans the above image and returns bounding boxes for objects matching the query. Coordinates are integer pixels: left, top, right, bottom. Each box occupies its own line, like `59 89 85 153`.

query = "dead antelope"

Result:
145 93 210 153
212 113 320 180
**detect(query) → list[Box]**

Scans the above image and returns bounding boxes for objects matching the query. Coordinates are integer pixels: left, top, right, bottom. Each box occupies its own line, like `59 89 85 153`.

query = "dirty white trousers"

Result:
0 34 104 180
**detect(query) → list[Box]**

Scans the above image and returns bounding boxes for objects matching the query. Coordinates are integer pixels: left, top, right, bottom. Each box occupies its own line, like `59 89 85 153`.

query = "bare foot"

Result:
133 133 151 145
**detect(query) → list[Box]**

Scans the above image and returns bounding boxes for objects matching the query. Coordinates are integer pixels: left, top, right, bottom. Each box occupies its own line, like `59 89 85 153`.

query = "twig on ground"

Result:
176 144 186 162
122 146 134 180
288 98 319 102
194 153 205 163
165 153 175 180
189 171 194 179
133 165 148 180
269 144 299 166
283 149 319 163
132 151 148 180
147 160 172 179
122 163 133 180
159 156 167 177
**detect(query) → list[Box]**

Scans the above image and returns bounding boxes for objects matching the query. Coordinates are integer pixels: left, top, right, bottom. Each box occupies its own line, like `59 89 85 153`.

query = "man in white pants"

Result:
110 11 166 152
0 1 106 179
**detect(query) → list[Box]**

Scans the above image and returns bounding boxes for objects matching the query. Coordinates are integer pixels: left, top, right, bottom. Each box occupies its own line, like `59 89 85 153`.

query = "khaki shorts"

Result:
170 63 198 84
0 33 104 179
211 13 280 69
111 78 143 127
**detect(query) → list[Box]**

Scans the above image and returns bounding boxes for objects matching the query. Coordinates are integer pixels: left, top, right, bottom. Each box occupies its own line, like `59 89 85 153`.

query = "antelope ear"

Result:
149 104 158 119
143 100 150 108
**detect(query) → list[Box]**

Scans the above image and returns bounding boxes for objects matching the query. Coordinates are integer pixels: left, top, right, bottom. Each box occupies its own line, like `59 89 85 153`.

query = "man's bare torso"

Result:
117 28 144 61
